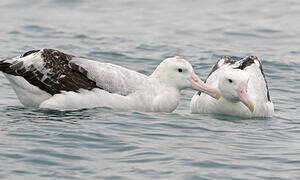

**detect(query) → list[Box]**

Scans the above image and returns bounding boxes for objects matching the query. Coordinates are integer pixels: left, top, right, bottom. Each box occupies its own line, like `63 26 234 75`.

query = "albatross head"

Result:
218 69 254 112
151 56 221 99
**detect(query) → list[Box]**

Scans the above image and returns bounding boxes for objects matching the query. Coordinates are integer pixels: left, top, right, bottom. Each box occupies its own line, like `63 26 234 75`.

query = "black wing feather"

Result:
0 49 98 95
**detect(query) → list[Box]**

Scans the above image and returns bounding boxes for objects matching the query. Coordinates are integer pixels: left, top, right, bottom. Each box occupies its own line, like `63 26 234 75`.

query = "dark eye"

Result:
228 79 233 83
178 68 183 72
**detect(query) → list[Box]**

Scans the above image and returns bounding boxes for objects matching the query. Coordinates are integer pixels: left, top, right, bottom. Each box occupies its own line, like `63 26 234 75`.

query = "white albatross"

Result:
190 56 274 117
0 49 220 112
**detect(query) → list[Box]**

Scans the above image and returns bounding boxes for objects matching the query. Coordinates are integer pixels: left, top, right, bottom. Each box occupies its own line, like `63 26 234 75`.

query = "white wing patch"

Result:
70 58 150 96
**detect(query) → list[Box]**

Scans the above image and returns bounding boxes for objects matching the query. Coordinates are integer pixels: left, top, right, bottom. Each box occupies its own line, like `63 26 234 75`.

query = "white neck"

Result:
152 86 180 112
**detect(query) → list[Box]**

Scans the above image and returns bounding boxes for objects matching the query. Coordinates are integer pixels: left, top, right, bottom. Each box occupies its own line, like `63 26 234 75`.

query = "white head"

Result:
218 69 254 112
151 56 221 99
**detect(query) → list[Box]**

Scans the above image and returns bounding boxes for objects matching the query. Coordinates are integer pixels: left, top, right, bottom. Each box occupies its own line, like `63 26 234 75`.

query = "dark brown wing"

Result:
0 49 98 95
207 56 236 78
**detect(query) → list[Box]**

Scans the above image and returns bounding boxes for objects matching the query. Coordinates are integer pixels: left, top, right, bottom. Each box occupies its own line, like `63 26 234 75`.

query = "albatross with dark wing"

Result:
0 49 220 112
190 56 274 117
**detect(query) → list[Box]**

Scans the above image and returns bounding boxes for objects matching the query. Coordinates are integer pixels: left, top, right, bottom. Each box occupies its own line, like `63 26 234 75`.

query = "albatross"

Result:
0 49 220 112
190 56 274 117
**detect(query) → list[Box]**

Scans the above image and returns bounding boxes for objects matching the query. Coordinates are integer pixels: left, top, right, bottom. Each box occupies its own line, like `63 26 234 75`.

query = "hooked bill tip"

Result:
249 101 255 113
215 91 221 100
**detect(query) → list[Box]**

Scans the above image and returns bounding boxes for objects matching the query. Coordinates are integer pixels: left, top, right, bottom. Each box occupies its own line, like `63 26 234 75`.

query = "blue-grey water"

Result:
0 0 299 179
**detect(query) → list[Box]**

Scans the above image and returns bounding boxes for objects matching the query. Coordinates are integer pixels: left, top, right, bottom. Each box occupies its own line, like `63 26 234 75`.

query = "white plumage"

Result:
190 56 274 117
0 49 220 112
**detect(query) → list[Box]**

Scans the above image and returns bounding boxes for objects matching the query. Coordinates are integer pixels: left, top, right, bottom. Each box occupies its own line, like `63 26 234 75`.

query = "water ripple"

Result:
0 0 300 179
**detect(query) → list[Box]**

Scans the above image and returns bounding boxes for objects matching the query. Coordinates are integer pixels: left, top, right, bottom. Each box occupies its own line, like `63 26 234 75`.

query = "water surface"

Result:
0 0 300 179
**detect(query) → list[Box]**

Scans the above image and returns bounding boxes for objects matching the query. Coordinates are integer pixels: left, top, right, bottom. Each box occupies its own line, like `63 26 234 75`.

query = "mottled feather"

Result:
0 49 98 95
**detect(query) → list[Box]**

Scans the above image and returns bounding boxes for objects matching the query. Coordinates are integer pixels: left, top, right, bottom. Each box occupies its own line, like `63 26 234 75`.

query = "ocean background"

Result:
0 0 299 179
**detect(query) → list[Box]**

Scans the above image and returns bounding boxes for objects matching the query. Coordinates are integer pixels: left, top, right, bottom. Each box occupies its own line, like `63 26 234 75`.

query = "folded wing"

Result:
0 49 149 97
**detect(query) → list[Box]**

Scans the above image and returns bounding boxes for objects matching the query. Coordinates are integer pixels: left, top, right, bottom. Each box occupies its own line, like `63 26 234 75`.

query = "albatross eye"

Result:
178 68 183 73
228 79 233 83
